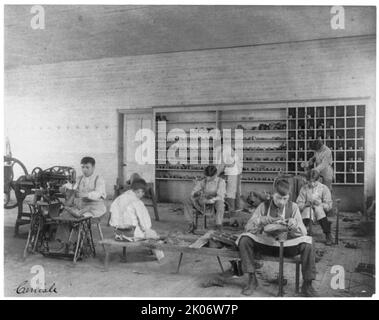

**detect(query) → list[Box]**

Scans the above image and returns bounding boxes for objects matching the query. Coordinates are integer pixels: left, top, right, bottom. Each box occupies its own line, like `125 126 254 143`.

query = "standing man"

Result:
217 148 242 213
55 156 106 247
306 140 334 191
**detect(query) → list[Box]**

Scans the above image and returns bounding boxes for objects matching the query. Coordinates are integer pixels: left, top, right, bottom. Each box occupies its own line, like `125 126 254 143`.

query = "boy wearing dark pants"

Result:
237 178 317 297
297 169 333 245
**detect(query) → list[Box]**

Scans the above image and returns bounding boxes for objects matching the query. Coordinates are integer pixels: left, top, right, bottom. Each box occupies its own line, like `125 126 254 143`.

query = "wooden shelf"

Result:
220 119 287 122
155 104 366 198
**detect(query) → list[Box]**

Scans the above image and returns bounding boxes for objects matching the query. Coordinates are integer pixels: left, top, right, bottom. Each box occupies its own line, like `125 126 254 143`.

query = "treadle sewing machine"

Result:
20 166 97 262
3 156 97 262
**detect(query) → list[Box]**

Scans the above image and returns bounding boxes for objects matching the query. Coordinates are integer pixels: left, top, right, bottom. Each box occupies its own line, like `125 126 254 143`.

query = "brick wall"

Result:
5 35 376 202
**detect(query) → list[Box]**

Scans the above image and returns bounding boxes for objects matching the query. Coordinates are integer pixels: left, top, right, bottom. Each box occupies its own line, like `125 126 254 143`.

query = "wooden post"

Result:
335 199 341 245
148 184 160 221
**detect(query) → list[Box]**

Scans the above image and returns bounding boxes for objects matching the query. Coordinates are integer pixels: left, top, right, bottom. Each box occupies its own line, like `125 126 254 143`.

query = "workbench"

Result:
99 231 302 296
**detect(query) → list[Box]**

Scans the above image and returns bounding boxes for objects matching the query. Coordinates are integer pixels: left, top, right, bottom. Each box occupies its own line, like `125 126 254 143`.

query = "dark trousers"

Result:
238 236 316 281
303 217 331 234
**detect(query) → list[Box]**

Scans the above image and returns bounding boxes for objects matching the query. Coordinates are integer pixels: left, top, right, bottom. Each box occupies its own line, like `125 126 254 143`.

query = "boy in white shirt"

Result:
296 169 334 245
109 178 159 241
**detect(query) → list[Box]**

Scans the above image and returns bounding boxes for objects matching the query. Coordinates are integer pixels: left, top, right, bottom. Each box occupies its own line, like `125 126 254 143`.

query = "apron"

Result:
236 200 312 246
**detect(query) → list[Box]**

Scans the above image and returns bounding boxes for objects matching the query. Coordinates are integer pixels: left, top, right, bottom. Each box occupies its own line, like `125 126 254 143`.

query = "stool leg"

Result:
176 252 184 273
217 256 224 273
97 223 106 253
295 262 300 294
73 225 82 264
88 220 96 257
97 223 104 240
204 215 207 229
278 241 284 297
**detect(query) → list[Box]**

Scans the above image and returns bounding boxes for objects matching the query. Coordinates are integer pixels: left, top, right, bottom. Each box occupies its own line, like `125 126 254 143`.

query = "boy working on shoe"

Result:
109 177 159 241
182 165 226 233
237 178 317 297
296 169 334 245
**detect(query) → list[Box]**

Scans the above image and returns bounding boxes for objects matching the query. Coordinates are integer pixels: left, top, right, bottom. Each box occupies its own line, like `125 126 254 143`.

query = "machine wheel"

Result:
4 156 28 209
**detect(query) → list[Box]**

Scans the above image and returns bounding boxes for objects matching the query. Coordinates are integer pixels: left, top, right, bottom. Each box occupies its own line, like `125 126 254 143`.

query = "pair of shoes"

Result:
325 233 334 246
241 273 259 296
301 280 319 297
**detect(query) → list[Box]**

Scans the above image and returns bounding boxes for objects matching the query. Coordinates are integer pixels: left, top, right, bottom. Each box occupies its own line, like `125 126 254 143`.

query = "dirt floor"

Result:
3 201 375 297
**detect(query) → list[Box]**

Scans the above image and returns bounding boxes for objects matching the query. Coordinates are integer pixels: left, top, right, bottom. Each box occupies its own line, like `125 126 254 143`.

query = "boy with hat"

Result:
297 169 333 245
237 178 317 297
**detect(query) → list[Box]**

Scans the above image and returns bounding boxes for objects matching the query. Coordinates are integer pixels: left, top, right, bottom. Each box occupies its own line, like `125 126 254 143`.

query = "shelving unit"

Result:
153 103 366 202
287 105 365 185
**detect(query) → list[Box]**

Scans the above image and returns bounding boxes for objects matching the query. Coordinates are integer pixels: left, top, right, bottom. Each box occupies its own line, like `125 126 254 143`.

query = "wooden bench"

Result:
99 237 301 296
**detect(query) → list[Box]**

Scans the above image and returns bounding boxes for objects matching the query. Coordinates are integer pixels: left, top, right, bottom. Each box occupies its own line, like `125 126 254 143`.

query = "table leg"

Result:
216 256 224 273
176 252 184 273
120 247 127 263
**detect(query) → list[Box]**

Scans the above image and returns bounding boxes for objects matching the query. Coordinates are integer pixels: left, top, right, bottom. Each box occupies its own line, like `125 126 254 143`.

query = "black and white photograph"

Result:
2 3 377 301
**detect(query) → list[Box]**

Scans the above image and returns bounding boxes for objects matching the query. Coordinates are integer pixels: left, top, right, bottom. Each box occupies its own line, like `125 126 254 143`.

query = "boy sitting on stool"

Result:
296 169 333 245
182 165 226 233
237 178 317 297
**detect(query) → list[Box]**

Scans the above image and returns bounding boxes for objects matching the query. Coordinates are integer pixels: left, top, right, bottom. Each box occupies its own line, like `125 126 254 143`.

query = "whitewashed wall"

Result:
5 35 375 200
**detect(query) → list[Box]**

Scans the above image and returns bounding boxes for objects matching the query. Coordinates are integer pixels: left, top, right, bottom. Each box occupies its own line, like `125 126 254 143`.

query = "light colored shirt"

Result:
191 177 226 201
74 174 106 201
244 201 307 238
296 181 333 212
310 145 334 180
109 189 152 238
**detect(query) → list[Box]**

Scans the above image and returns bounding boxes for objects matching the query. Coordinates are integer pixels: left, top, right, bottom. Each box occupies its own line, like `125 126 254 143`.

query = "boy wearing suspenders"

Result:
55 157 106 248
237 178 317 297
